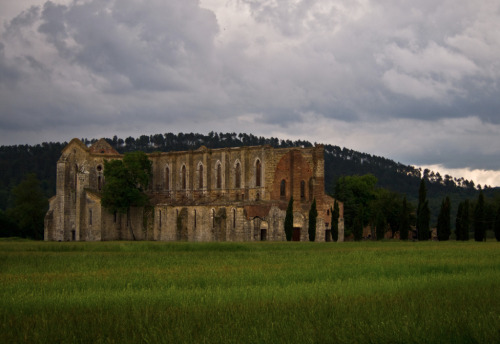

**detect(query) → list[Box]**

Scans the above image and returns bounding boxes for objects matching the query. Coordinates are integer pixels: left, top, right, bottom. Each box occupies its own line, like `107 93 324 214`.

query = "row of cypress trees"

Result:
416 179 500 241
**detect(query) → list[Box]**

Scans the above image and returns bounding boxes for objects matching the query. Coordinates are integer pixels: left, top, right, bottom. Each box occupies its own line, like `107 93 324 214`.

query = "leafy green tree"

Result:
334 174 377 238
437 197 451 241
331 200 339 242
473 191 486 241
6 174 48 239
370 188 402 238
284 197 294 241
308 198 318 242
494 206 500 242
0 209 20 237
352 208 364 241
375 212 386 240
399 197 410 240
416 179 430 240
101 152 152 214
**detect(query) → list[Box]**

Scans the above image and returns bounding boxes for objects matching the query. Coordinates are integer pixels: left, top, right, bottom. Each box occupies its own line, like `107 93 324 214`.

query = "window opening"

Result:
199 164 204 189
216 163 222 189
182 165 186 190
280 179 286 197
165 166 170 190
255 160 261 187
235 162 241 188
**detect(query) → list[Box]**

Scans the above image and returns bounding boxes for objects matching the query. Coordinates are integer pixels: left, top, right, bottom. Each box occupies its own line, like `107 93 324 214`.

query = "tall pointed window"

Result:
280 179 286 198
255 159 261 187
216 163 222 189
198 164 204 189
165 166 170 190
181 165 186 190
97 165 103 191
74 164 78 189
235 162 241 188
300 180 305 199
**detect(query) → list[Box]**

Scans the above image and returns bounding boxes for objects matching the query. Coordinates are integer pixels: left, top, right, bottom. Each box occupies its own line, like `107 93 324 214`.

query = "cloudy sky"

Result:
1 0 500 186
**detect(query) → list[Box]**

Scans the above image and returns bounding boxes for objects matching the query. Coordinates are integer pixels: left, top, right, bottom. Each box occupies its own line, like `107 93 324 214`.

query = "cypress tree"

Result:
444 197 451 240
437 197 451 241
331 200 339 242
473 191 486 241
308 198 318 242
462 200 470 241
416 179 430 240
399 197 410 240
284 197 294 241
494 206 500 242
455 201 463 241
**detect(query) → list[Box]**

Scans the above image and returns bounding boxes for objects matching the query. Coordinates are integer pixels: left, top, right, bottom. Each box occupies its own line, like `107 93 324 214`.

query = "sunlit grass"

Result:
1 241 499 343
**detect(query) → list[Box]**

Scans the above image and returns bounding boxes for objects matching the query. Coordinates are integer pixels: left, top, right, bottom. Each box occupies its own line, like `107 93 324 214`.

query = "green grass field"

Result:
1 240 499 343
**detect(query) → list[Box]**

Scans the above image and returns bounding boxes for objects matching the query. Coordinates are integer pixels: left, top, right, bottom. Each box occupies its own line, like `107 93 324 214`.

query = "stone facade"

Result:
45 138 344 242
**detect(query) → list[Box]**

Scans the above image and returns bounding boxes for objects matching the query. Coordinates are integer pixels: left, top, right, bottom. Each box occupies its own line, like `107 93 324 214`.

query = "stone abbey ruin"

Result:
44 138 344 242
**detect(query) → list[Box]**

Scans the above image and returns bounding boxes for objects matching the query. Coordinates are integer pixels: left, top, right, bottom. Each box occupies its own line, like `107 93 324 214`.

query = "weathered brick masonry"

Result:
45 138 344 242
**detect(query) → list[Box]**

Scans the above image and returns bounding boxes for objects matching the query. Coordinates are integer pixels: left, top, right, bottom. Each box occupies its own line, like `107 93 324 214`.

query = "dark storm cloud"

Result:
0 0 499 184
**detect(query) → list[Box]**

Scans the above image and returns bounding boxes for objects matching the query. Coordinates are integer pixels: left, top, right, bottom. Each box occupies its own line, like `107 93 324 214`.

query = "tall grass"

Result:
1 241 499 343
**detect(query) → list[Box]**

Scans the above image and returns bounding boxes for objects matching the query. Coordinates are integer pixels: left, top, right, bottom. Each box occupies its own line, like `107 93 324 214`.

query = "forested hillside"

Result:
1 132 498 226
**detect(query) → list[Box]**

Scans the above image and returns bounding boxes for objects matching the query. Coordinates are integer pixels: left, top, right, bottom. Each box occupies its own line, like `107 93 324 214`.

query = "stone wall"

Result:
45 138 344 242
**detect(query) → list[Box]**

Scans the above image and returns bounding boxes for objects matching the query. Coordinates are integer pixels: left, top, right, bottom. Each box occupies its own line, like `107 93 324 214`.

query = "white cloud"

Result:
419 164 500 189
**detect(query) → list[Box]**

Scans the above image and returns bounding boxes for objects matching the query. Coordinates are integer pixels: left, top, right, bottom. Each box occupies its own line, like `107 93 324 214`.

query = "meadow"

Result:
1 240 499 343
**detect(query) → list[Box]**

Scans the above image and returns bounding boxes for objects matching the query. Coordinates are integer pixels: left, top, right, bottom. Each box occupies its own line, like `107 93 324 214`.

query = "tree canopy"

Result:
101 152 152 214
5 173 48 239
334 174 378 235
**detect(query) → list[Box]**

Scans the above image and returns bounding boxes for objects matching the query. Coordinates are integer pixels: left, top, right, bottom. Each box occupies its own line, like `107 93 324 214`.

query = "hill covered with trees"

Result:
1 132 499 238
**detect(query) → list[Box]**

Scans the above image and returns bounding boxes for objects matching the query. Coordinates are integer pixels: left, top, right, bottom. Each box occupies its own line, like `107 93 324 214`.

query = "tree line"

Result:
1 132 499 239
333 174 500 242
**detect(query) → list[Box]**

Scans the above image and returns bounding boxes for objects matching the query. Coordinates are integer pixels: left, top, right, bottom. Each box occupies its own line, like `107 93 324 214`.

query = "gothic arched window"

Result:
198 164 204 189
181 165 186 190
165 166 170 190
235 162 241 188
255 159 261 187
216 163 222 189
280 179 286 198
